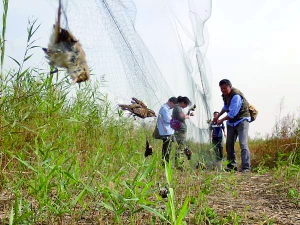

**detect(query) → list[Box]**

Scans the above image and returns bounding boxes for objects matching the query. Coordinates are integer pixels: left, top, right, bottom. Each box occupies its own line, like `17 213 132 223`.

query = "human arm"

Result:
210 126 213 140
160 106 171 124
158 106 170 132
213 109 226 122
222 123 226 137
217 95 242 125
185 114 193 119
172 106 185 122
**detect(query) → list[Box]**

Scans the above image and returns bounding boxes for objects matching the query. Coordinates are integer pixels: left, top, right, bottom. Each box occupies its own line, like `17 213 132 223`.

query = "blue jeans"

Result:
226 120 250 170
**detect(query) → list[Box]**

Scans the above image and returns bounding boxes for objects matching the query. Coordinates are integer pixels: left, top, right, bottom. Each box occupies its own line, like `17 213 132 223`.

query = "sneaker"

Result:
239 169 251 173
176 166 184 172
224 167 238 172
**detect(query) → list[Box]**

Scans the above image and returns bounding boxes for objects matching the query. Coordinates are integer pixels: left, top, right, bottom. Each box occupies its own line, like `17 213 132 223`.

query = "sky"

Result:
133 0 300 138
2 0 300 138
205 0 300 138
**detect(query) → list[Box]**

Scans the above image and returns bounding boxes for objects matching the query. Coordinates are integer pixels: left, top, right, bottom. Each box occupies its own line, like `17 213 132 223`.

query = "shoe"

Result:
239 169 251 173
175 166 184 171
224 167 238 172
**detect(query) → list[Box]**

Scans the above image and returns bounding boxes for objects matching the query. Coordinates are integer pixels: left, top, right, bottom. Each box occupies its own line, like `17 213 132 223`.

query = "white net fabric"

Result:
53 0 212 142
163 0 213 141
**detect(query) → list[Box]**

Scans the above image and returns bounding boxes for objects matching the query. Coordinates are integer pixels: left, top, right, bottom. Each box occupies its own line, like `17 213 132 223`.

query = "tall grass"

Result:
0 9 212 223
1 0 9 91
250 111 300 168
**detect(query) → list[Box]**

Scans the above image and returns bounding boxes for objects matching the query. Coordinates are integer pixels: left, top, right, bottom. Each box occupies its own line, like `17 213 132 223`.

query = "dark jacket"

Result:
222 88 250 123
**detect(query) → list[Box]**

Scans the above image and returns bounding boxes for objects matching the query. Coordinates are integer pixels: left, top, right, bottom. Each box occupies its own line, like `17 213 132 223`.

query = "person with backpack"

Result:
171 96 193 170
214 79 251 173
157 97 178 165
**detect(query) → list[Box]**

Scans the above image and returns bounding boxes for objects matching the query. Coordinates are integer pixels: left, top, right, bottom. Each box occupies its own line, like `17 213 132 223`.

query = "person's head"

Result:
177 96 191 109
167 97 178 109
213 111 219 119
219 79 232 96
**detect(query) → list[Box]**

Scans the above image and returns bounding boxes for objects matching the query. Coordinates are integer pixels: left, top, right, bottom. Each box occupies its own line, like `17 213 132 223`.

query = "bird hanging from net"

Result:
144 140 154 157
118 97 156 119
157 183 169 198
42 0 90 84
184 147 192 160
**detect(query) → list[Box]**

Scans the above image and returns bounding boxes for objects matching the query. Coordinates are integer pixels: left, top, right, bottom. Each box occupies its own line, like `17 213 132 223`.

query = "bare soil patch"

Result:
207 172 300 225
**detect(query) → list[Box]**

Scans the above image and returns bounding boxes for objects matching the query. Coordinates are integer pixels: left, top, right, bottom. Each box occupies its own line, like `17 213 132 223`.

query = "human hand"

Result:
216 119 223 125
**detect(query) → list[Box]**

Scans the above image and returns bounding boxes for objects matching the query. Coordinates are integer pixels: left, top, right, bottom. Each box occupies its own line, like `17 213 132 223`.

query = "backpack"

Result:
170 118 181 130
249 104 258 122
152 124 162 139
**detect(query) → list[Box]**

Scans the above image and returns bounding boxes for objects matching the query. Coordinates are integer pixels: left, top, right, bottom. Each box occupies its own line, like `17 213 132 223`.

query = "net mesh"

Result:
51 0 213 142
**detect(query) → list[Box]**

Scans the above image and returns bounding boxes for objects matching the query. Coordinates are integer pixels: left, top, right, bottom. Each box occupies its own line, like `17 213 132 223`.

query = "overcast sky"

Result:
205 0 300 138
3 0 300 138
134 0 300 138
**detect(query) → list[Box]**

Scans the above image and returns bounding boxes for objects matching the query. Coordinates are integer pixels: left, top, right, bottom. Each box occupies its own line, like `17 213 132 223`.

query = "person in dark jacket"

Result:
210 111 226 162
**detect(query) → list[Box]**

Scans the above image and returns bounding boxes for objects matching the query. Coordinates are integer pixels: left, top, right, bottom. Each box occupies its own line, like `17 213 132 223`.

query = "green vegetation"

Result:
1 1 299 224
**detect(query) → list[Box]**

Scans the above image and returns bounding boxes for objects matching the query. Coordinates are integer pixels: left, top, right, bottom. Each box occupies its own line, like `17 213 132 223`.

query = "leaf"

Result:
15 157 37 173
165 160 172 185
166 188 176 223
21 112 31 121
29 45 40 50
24 54 33 62
7 56 20 67
138 157 155 182
66 117 80 123
71 188 87 207
176 197 190 225
63 171 77 181
20 125 35 133
139 204 168 221
112 166 125 181
9 206 14 225
101 202 115 212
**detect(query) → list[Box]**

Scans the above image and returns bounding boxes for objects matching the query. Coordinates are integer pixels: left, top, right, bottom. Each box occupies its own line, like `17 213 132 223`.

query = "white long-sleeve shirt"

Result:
157 103 174 136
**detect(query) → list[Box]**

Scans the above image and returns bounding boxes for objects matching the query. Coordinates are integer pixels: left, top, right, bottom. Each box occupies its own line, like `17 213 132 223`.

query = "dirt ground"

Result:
206 172 300 225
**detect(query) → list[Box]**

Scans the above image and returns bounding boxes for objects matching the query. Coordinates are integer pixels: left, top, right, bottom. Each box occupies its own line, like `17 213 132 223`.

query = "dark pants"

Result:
162 136 172 163
212 137 223 161
226 120 250 170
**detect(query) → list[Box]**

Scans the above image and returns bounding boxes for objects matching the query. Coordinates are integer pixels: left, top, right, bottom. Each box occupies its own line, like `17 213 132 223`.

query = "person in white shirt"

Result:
157 97 178 164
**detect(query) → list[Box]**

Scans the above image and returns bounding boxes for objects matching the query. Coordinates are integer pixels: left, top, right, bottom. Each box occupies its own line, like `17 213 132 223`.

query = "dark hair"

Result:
168 97 178 104
177 96 191 106
213 111 219 114
219 79 232 87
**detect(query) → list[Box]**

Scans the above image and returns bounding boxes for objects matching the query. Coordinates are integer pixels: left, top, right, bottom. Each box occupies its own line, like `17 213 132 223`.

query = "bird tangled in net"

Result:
42 0 90 84
118 97 156 119
157 183 169 198
144 140 154 157
187 104 196 116
184 147 192 160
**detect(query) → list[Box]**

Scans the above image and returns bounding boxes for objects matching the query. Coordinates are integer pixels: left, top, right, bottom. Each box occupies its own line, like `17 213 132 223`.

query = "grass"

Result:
1 1 300 224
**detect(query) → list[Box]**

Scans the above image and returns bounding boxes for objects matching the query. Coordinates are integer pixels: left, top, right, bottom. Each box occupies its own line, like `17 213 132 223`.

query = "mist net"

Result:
57 0 212 142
